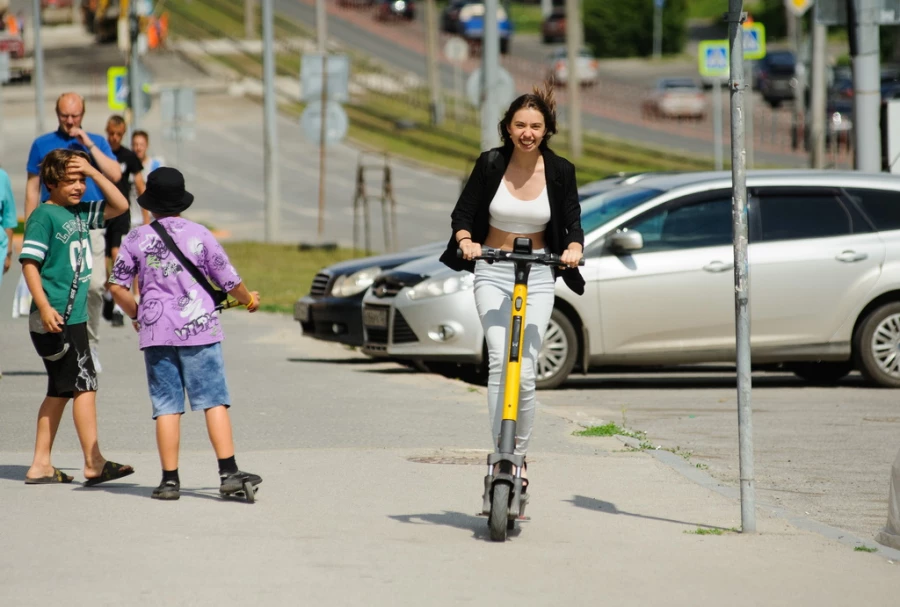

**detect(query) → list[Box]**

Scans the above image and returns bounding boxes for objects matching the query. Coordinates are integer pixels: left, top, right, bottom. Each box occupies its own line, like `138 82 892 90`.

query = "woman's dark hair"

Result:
498 82 558 149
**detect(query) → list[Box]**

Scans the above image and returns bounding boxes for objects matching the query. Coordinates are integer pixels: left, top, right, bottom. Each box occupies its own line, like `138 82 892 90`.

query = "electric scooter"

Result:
461 237 583 541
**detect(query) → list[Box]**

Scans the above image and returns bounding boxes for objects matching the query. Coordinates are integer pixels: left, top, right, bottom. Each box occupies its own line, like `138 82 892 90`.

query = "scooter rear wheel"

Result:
489 483 511 542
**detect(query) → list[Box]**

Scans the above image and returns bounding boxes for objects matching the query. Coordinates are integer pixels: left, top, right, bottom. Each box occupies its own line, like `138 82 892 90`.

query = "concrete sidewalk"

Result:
2 294 900 604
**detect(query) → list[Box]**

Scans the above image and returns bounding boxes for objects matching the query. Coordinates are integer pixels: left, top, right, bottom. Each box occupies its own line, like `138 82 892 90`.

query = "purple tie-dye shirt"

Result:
109 217 242 349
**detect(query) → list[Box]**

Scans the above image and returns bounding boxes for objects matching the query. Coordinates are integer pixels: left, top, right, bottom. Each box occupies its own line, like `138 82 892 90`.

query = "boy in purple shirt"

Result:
108 168 262 501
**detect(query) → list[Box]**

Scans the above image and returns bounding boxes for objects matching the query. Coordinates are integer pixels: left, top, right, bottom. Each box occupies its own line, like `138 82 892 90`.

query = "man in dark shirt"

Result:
104 115 146 326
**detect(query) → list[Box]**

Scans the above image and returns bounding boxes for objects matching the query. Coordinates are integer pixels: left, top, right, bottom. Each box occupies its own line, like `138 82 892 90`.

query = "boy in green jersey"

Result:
19 149 135 486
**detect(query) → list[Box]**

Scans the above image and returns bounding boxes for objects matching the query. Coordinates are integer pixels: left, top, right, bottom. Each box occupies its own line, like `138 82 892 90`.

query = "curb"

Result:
616 434 900 562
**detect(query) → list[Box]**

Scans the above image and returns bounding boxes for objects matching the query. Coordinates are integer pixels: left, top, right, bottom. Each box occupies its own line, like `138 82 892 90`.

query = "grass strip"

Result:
222 242 365 313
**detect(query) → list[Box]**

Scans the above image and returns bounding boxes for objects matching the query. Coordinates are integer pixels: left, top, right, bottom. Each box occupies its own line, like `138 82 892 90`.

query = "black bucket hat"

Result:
137 167 194 215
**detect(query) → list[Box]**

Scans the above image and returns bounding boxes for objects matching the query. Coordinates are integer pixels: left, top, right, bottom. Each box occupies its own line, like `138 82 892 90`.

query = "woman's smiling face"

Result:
506 108 546 154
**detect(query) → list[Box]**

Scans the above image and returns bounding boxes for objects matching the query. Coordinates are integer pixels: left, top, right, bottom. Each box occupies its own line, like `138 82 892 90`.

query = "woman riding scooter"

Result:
439 84 585 499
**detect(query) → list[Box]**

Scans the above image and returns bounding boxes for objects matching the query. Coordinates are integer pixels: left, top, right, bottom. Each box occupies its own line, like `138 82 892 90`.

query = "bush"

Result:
583 0 688 58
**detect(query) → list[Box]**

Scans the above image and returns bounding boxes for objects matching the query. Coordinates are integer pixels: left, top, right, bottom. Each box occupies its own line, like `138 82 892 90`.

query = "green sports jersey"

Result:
19 201 106 325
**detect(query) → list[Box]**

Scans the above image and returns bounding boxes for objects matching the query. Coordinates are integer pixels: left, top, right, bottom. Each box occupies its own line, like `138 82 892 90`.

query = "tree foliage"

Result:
583 0 688 58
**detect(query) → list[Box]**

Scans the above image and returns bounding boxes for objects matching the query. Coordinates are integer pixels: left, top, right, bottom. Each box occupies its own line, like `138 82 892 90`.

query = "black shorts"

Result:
105 213 131 257
30 323 97 398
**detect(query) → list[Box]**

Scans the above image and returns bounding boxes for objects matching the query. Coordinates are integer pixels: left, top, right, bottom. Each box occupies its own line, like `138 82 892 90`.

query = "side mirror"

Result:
608 229 644 253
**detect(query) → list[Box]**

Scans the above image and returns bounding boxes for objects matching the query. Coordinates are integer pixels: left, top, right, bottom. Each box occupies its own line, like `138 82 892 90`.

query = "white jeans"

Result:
474 255 554 455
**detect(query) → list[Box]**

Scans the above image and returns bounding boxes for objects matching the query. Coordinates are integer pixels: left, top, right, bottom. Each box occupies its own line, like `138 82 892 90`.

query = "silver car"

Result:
363 170 900 389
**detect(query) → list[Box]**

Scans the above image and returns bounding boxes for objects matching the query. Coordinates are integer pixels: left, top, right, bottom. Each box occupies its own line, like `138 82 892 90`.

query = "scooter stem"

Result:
498 259 531 455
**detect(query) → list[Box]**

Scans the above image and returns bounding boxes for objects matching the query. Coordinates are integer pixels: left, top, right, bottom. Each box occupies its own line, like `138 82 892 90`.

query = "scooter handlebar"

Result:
216 298 244 312
456 247 585 267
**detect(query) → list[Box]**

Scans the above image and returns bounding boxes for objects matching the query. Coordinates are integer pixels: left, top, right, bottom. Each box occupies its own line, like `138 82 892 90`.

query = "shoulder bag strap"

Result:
150 221 224 303
60 227 87 326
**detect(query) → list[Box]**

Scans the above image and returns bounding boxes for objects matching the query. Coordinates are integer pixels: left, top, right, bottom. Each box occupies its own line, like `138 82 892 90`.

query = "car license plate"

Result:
294 301 310 322
364 307 388 328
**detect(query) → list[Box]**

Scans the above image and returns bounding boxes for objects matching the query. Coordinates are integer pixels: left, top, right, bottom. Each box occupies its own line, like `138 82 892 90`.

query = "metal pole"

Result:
745 59 754 168
713 79 724 170
424 0 443 125
262 0 280 242
809 6 827 168
317 55 328 239
849 0 881 172
245 0 256 40
0 82 5 162
565 0 582 159
316 0 327 52
792 14 807 156
129 0 141 130
454 63 462 123
727 0 756 535
32 0 45 134
653 2 663 60
480 0 500 151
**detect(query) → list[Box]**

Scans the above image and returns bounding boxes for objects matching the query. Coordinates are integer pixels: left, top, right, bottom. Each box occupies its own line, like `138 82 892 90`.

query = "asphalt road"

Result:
279 0 817 168
0 28 460 251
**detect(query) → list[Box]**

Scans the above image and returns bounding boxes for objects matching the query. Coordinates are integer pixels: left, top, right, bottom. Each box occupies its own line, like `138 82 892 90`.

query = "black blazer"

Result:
439 145 586 295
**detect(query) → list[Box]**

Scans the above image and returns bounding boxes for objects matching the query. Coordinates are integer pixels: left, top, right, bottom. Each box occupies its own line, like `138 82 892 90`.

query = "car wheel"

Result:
854 302 900 387
535 308 578 390
789 361 853 385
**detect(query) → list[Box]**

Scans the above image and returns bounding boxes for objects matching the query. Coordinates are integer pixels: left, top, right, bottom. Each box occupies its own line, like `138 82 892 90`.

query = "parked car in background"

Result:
40 0 75 24
0 6 32 82
541 9 565 44
754 49 797 108
294 241 445 347
642 78 707 120
374 0 415 21
363 171 900 389
441 0 468 33
800 66 900 152
578 172 682 201
546 46 599 87
458 1 512 54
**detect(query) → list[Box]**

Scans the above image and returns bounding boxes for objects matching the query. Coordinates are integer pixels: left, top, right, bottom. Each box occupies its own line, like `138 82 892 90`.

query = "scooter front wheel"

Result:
489 482 511 542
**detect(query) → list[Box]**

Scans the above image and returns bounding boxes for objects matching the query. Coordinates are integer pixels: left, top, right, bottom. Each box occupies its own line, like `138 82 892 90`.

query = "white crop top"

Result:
489 180 551 234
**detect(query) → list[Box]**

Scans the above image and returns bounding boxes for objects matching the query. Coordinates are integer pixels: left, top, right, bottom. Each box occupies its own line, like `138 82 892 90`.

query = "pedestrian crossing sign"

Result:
699 40 729 79
107 66 128 111
742 22 766 60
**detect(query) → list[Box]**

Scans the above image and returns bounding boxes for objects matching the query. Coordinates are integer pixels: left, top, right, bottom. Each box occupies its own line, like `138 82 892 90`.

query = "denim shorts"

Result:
143 343 231 419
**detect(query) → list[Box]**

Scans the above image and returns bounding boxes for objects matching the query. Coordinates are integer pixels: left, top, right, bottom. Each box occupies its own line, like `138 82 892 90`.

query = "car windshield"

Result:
580 187 664 234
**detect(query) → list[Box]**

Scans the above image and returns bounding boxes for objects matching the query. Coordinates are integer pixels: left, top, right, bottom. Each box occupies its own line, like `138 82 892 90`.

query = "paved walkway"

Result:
2 292 899 605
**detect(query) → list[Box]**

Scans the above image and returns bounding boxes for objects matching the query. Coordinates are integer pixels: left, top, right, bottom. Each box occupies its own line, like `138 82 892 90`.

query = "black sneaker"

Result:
151 479 180 500
111 311 125 327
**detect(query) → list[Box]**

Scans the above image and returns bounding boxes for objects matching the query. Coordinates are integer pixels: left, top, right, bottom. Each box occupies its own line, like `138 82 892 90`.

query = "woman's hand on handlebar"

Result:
459 239 482 261
560 245 584 268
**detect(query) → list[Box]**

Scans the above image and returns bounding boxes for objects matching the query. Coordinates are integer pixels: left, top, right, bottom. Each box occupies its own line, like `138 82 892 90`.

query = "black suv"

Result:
755 50 796 108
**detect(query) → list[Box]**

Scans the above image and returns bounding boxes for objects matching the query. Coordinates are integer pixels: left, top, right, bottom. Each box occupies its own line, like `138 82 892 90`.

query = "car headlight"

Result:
407 273 474 300
330 266 381 297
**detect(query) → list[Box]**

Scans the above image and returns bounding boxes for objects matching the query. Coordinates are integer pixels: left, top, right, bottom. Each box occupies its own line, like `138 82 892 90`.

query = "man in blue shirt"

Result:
24 92 122 372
